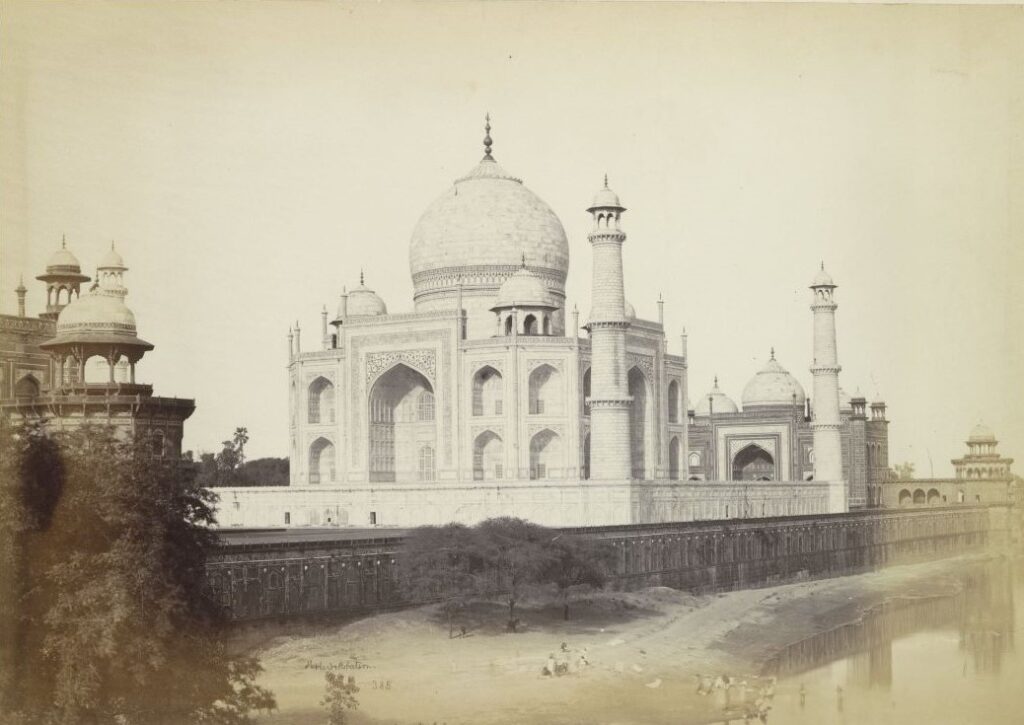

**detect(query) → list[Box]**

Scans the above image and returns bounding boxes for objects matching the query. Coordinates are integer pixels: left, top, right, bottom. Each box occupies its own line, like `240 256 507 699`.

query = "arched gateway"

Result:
368 364 436 482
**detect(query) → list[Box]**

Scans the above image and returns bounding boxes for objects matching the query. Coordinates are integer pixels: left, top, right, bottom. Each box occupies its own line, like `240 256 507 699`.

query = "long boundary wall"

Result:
206 505 1012 622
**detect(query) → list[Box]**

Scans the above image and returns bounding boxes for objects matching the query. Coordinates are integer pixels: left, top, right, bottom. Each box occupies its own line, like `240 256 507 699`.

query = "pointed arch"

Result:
14 374 40 399
472 366 503 417
368 363 435 482
83 354 110 384
668 379 681 423
308 376 335 424
582 367 592 417
528 364 562 415
529 428 562 480
523 314 538 336
628 366 650 479
582 432 591 480
668 436 681 480
473 430 504 481
309 437 335 484
732 444 775 481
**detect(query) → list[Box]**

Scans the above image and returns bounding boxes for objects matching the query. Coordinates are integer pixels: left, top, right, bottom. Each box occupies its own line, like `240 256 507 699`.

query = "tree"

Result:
321 672 360 725
193 429 290 488
475 517 558 632
0 422 276 723
542 535 616 620
238 457 289 486
890 461 915 480
399 523 482 638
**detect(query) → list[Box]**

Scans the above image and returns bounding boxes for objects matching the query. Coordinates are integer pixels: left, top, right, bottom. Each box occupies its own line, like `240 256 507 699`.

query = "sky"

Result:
1 1 1021 476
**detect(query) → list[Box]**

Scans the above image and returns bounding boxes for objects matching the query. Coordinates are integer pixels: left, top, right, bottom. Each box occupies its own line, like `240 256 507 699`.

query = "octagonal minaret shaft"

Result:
586 177 632 481
810 263 847 512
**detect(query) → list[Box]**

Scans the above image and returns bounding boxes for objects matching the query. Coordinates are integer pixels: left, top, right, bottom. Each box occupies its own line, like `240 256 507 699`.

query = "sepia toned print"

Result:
1 2 1021 724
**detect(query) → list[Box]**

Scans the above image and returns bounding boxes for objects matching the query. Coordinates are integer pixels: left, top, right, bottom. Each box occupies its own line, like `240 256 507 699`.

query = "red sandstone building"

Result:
0 239 193 453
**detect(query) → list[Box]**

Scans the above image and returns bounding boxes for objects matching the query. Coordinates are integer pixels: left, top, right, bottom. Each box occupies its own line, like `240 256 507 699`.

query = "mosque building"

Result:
212 119 876 528
686 351 891 510
0 241 194 453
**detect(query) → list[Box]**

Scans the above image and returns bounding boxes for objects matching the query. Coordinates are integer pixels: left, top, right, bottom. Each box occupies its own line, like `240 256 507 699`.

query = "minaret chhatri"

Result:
810 263 847 512
586 176 632 481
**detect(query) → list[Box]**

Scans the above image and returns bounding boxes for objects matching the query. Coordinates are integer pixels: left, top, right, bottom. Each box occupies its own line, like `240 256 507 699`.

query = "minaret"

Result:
586 176 632 481
15 276 27 317
810 263 847 512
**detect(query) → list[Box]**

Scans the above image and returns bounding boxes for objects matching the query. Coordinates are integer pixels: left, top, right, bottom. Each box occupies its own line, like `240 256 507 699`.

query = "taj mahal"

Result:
210 118 883 528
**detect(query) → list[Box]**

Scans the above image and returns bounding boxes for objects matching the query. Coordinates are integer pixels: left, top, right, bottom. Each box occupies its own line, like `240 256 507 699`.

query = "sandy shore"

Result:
243 555 985 724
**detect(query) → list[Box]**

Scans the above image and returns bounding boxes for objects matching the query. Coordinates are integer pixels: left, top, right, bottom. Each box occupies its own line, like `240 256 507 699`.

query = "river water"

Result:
754 556 1021 725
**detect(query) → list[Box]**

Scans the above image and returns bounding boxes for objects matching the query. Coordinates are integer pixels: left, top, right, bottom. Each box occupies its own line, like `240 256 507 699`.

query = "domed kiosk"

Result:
5 243 193 456
41 245 152 384
490 259 559 336
35 236 91 320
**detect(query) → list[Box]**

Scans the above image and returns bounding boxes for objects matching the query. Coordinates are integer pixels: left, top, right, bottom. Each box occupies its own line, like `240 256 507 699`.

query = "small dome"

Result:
492 265 554 310
695 379 739 416
47 246 82 272
56 292 137 335
588 186 623 211
969 423 996 442
742 355 807 409
812 265 835 287
347 283 387 317
99 245 126 270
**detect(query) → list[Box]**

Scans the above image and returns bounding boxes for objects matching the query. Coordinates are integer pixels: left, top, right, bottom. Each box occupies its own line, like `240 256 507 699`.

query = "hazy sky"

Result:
2 1 1021 476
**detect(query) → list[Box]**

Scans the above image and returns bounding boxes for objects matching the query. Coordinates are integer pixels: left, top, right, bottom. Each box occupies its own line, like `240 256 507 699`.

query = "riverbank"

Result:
243 554 996 724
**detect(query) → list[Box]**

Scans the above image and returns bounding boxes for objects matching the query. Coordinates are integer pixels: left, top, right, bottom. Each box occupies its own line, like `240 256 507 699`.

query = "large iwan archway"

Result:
732 444 775 481
368 364 436 482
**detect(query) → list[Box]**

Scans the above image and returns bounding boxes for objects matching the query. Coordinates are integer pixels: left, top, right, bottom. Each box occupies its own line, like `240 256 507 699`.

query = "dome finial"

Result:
714 374 719 387
521 252 526 268
604 174 609 189
360 269 364 286
61 233 66 249
770 346 775 361
483 113 493 160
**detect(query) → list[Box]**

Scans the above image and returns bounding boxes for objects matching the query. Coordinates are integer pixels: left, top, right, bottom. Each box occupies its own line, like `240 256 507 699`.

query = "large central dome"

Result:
409 124 569 337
